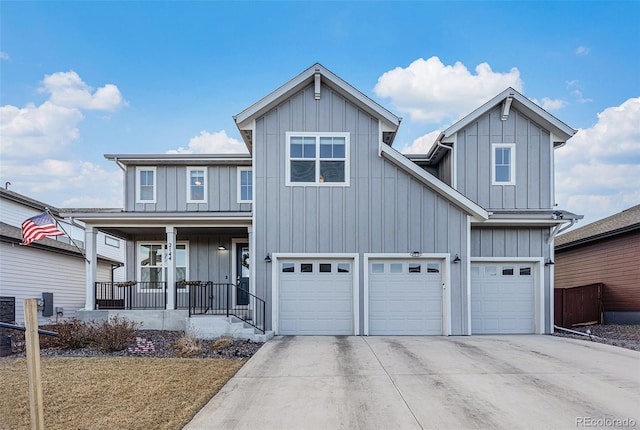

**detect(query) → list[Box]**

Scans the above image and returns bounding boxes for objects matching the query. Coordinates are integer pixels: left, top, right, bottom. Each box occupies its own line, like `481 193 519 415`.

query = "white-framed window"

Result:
285 132 350 186
136 167 156 203
187 167 207 203
138 242 188 291
105 236 120 248
492 143 516 185
237 167 253 203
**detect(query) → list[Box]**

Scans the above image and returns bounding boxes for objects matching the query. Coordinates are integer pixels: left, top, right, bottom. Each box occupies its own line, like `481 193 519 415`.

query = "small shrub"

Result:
88 316 140 352
172 335 203 357
41 319 91 350
211 336 233 351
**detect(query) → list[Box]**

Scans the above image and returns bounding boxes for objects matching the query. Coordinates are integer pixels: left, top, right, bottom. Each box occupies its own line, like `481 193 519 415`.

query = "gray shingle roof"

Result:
555 204 640 249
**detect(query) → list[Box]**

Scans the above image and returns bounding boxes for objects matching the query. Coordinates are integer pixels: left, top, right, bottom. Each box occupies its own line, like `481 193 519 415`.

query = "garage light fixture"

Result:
545 259 554 266
410 251 421 257
265 254 272 263
452 254 461 263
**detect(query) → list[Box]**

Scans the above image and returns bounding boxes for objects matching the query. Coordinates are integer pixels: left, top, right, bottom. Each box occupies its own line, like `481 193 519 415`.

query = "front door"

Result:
236 243 250 305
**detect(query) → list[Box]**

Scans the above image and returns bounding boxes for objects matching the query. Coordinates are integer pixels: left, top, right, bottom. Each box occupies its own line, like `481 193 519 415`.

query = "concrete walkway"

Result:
184 335 640 430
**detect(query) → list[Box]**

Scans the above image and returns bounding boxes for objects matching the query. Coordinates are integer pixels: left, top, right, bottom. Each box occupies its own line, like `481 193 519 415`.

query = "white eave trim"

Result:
379 145 488 220
233 63 401 130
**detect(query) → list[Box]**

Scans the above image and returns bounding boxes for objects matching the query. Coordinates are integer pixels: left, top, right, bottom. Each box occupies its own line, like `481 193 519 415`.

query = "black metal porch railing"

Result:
183 281 265 334
95 281 167 310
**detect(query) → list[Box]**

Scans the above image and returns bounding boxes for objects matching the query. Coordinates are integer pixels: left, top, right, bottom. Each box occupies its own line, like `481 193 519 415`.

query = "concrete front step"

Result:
186 315 273 342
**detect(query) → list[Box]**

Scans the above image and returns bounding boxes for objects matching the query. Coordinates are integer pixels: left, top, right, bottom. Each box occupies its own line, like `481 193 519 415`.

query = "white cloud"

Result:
0 102 83 157
555 97 640 226
400 130 441 154
168 130 248 154
1 159 123 208
575 46 590 55
0 52 9 60
531 97 567 111
374 56 522 124
40 71 128 111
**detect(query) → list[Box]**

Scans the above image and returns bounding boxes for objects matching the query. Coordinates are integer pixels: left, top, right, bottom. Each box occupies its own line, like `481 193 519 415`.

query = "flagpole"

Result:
44 207 90 263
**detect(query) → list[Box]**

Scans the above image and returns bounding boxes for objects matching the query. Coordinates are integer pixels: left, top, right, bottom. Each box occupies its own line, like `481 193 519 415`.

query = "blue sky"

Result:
1 1 639 228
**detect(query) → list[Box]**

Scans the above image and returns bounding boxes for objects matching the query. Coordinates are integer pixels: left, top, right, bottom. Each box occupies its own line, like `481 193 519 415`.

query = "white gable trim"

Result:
379 145 489 220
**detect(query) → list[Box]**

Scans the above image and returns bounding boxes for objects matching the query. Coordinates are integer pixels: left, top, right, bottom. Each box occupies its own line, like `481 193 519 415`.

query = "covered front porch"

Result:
67 211 265 334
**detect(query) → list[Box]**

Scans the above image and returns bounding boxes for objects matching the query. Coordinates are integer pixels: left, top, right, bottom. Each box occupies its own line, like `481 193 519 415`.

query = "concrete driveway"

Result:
184 335 640 430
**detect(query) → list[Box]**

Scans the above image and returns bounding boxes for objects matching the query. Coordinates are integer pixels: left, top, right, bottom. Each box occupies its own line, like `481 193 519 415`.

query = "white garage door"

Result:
368 259 443 335
471 263 536 334
278 259 354 335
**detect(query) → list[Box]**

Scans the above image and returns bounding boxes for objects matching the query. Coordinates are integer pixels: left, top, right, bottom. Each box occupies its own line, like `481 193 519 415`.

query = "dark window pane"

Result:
333 144 345 158
319 263 331 273
291 144 302 158
301 264 313 273
320 144 332 158
520 267 532 276
291 161 315 182
409 264 421 273
303 141 316 158
320 161 345 183
337 263 350 273
282 263 294 273
427 263 440 273
502 267 514 276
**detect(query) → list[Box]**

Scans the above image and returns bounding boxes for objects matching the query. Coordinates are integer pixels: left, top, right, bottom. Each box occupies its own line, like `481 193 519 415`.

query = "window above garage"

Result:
286 132 350 186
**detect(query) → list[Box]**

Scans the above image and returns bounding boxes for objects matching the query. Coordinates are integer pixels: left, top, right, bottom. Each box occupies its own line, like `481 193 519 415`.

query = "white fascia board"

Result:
234 63 401 131
104 154 251 165
439 88 576 142
476 218 573 226
379 145 489 220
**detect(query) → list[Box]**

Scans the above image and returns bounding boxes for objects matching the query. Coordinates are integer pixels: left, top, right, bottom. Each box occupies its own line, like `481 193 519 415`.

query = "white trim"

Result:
236 166 253 203
451 133 458 189
231 238 250 307
136 166 156 203
491 143 516 186
379 144 489 220
186 166 208 204
285 132 350 187
363 253 451 336
469 257 545 334
466 216 472 335
271 253 359 335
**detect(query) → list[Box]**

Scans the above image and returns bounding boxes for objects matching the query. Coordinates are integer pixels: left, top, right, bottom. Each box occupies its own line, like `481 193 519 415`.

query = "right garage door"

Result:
471 263 536 334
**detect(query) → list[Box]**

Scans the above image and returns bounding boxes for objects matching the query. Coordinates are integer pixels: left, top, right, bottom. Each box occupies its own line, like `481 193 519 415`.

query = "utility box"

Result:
42 292 54 317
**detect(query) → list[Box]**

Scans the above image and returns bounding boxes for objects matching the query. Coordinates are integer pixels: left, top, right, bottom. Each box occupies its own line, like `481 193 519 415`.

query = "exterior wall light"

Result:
265 254 272 263
545 259 555 266
452 254 461 263
217 244 227 251
410 251 421 257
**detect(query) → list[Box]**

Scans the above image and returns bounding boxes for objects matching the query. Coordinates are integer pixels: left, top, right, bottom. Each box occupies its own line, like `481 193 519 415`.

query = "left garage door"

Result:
278 259 354 335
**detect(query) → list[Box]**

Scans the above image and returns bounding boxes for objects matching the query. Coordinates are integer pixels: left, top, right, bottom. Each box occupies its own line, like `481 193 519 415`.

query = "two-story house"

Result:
64 64 581 338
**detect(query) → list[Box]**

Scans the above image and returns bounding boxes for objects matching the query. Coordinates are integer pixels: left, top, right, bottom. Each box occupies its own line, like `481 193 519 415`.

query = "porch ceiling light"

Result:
218 244 227 251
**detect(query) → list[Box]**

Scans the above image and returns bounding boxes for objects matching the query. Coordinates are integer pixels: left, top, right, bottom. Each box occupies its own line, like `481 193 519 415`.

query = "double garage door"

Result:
278 258 444 335
471 262 536 334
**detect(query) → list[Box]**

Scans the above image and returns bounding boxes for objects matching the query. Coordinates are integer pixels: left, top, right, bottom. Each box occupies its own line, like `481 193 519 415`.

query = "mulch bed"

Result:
552 324 640 351
5 330 262 360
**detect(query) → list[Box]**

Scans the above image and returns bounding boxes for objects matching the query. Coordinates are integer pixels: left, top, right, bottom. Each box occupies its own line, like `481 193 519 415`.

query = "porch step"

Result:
186 316 274 343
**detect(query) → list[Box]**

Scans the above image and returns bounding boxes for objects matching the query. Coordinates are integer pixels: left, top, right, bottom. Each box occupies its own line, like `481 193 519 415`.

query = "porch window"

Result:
136 167 156 203
187 167 207 203
237 167 252 203
286 132 349 186
492 143 516 185
139 242 188 290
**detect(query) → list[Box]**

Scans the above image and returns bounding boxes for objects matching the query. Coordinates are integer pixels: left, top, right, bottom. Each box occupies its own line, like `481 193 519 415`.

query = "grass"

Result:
0 356 244 430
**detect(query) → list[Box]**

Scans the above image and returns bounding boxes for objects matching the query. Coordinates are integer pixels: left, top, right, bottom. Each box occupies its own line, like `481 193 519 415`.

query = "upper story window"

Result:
492 143 516 185
237 167 252 203
187 167 207 203
286 132 350 186
136 167 156 203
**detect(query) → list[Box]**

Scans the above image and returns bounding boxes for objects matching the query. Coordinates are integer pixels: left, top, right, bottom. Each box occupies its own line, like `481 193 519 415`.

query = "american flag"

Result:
21 211 65 246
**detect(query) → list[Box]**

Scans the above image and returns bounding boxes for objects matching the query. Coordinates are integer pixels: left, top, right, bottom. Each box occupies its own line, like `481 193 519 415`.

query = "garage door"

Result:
278 259 354 335
471 263 536 334
368 259 443 335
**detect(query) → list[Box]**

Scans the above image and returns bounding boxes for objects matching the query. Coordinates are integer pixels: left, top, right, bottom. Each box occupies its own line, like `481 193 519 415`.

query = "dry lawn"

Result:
0 357 244 430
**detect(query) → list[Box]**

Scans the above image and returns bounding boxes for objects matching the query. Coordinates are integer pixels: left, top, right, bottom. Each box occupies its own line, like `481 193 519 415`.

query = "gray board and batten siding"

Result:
455 106 553 211
125 164 252 213
252 83 472 334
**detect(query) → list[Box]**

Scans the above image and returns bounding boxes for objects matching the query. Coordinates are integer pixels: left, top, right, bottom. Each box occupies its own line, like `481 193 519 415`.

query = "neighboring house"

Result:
555 205 640 324
63 63 581 338
0 188 124 325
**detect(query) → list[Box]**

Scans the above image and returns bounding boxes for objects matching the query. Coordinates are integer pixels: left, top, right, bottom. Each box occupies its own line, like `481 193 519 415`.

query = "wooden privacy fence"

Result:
554 283 603 328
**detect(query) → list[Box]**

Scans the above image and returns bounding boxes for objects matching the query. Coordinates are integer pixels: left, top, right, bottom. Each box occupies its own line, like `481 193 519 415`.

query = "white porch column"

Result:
166 226 176 310
85 226 98 310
